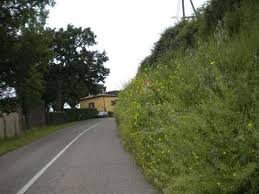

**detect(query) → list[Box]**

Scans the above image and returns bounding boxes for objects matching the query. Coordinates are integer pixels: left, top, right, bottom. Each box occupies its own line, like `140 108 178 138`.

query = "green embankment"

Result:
116 0 259 193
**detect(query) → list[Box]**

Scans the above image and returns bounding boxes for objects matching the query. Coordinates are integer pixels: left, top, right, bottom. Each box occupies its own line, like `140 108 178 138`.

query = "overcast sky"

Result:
47 0 208 91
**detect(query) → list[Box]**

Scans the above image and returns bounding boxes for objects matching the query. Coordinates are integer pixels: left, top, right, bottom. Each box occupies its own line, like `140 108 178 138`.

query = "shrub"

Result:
65 108 98 121
47 108 98 124
108 111 114 117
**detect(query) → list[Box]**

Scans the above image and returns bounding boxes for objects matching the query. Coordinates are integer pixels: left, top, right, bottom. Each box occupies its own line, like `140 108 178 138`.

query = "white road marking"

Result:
16 122 102 194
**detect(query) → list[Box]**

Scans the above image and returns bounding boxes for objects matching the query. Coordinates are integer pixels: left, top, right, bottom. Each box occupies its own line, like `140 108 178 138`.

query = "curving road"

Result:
0 118 156 194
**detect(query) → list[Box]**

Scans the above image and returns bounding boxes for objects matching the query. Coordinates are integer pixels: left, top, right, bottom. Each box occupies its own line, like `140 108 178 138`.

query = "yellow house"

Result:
80 94 118 112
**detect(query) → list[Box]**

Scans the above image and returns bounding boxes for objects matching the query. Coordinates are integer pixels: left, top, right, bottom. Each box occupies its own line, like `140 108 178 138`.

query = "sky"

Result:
47 0 208 91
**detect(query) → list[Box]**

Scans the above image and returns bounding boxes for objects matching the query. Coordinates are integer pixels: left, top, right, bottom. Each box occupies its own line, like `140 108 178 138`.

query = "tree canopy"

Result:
44 25 109 110
0 0 110 123
0 0 54 117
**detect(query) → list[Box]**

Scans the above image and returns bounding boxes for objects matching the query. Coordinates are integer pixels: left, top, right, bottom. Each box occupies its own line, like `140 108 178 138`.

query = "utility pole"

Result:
181 0 197 20
189 0 197 16
182 0 186 20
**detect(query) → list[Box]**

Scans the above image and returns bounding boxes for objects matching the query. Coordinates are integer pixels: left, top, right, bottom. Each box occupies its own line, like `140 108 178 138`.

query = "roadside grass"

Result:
0 123 74 156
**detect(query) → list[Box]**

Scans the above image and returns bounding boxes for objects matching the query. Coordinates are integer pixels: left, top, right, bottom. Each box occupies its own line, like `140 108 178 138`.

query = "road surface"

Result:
0 118 156 194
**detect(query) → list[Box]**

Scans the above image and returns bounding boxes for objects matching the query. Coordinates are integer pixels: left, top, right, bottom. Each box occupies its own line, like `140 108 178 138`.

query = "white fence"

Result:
0 113 22 139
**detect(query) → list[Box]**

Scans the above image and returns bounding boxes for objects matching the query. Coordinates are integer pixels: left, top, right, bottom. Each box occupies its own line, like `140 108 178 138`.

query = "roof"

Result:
80 94 117 100
105 90 120 95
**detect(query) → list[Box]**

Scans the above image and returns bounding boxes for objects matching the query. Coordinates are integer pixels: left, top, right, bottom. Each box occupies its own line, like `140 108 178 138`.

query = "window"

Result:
111 100 117 106
88 102 95 109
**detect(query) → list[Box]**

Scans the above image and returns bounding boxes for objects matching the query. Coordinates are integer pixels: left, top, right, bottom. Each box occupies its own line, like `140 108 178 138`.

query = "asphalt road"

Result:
0 118 156 194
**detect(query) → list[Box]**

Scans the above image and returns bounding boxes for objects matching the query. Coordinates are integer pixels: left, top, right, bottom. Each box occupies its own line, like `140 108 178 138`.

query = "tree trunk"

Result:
16 103 24 132
15 88 27 131
57 80 63 111
68 102 77 110
22 101 30 130
44 101 50 125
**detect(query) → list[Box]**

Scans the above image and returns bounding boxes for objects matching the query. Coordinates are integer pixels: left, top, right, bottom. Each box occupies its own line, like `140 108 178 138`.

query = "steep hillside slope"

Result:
116 0 259 193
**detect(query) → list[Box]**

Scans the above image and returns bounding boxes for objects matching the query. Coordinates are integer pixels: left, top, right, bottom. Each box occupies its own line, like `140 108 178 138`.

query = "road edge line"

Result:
16 121 102 194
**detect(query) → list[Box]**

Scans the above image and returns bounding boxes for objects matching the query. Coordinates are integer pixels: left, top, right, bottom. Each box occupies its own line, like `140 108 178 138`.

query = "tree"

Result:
44 25 109 111
0 0 55 127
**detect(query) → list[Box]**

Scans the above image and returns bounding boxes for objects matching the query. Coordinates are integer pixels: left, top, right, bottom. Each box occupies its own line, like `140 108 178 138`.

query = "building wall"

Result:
80 96 118 112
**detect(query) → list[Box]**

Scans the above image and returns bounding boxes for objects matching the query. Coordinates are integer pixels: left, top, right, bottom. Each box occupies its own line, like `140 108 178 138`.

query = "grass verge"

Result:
0 123 74 156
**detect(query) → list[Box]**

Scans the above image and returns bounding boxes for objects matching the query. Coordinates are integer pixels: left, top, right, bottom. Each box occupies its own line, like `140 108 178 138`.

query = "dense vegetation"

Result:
0 0 55 117
47 108 98 124
44 25 109 111
0 0 109 126
116 0 259 193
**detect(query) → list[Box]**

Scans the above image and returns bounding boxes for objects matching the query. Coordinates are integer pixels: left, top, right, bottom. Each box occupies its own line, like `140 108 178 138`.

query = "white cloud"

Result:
47 0 207 91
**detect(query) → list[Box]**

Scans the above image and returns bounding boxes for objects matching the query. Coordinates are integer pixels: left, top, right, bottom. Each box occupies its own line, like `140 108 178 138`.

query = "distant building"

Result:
80 94 118 112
